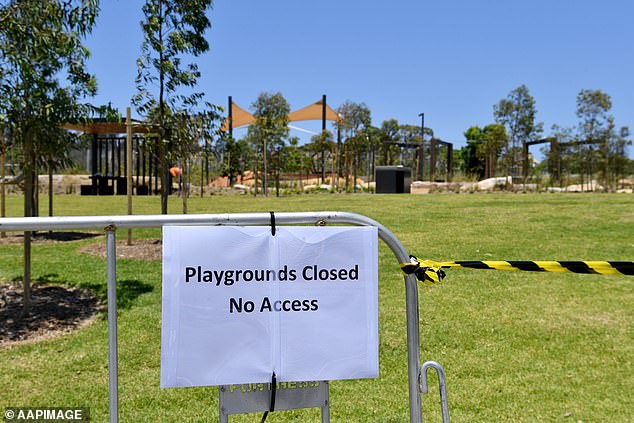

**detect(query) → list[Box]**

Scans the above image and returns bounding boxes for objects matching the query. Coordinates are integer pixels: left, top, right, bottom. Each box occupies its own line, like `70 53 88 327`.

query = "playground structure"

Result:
386 138 454 182
522 137 631 190
63 120 163 196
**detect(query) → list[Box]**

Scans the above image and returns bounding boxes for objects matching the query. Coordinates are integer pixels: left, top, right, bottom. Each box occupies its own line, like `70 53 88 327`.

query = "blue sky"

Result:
85 0 633 155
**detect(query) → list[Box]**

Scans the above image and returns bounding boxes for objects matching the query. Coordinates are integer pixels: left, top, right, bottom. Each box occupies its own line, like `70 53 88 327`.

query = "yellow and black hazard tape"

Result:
401 255 634 284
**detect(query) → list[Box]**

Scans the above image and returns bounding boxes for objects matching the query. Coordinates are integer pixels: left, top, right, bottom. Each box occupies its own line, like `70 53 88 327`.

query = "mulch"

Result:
0 283 102 347
0 233 161 347
78 238 162 261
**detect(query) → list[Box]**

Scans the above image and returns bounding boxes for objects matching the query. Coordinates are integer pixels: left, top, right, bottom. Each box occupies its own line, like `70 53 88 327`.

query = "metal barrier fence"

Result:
0 211 443 423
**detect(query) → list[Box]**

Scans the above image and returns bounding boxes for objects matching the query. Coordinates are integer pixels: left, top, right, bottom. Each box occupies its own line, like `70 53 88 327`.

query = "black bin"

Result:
116 177 127 195
80 185 97 195
375 166 411 194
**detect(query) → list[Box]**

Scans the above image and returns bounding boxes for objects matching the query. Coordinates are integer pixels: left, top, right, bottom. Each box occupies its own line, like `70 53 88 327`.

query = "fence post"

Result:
105 226 119 423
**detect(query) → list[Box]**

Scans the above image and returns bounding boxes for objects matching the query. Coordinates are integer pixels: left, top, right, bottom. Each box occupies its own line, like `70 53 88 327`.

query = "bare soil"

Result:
0 282 102 347
79 237 162 261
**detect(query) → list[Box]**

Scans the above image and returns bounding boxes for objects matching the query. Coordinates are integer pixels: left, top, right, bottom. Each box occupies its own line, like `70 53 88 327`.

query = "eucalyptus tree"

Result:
481 124 507 179
380 119 400 165
550 123 576 187
170 109 219 212
133 0 214 214
575 89 630 190
334 101 371 190
494 85 543 178
247 92 290 196
281 136 311 188
217 134 247 187
308 129 334 183
0 0 99 314
399 123 431 178
460 126 486 179
461 124 507 180
363 125 382 185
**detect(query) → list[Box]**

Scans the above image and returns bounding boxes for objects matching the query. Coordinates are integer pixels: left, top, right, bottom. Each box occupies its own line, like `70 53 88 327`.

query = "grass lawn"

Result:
0 193 632 422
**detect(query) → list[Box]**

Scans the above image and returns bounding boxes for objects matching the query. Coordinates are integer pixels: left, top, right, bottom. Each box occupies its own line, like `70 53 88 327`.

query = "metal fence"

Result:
0 211 440 423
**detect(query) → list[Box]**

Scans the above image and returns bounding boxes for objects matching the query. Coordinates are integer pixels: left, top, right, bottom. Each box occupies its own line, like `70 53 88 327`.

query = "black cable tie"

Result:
270 372 277 411
270 211 276 236
260 372 277 423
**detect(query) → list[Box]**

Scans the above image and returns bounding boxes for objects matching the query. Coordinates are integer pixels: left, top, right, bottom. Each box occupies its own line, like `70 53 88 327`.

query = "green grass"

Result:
0 193 632 422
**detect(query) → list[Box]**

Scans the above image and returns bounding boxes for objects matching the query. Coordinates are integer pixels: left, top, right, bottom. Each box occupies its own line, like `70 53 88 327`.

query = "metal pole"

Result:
228 96 233 136
418 113 425 181
106 227 119 423
322 94 327 184
321 381 331 423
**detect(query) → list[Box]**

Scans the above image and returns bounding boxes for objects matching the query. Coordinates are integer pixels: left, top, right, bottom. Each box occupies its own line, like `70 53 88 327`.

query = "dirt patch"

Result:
0 283 102 347
0 231 101 245
79 238 162 261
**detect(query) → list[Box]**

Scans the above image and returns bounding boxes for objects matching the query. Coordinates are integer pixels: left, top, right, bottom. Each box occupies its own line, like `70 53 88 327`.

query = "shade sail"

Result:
288 100 342 123
220 98 342 132
220 102 256 131
63 122 153 135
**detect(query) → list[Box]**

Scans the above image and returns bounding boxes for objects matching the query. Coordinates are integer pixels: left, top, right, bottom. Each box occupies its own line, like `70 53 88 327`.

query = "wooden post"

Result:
0 128 5 238
126 107 133 245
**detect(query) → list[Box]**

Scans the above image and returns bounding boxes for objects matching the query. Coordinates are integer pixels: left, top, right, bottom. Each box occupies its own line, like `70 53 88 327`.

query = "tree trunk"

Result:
253 159 258 197
48 160 54 236
321 149 325 184
263 139 268 197
181 160 188 214
160 143 169 214
331 147 337 191
1 148 5 239
48 160 53 217
353 153 358 193
22 135 36 316
344 144 349 191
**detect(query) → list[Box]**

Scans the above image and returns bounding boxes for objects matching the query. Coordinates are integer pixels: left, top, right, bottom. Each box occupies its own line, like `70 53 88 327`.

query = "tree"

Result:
575 89 631 191
247 92 290 196
481 123 507 179
611 127 632 189
460 126 485 179
41 99 87 219
364 125 382 186
334 101 371 190
217 134 245 186
307 130 334 180
494 85 543 179
170 110 218 212
379 119 400 165
280 136 310 188
575 89 611 190
459 124 507 180
0 0 99 315
399 123 432 179
133 0 214 214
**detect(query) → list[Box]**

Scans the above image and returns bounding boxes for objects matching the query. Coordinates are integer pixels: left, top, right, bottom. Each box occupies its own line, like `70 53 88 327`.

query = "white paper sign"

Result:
160 225 378 388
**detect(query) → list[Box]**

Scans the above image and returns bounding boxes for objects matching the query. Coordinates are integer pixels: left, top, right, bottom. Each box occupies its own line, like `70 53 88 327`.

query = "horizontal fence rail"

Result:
0 212 424 423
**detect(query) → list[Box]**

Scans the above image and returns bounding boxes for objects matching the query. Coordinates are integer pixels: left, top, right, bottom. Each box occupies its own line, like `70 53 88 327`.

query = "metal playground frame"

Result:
0 211 449 423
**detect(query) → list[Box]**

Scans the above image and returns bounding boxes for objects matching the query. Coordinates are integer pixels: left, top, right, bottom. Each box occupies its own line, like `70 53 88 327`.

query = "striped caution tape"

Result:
401 256 634 284
400 257 447 285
